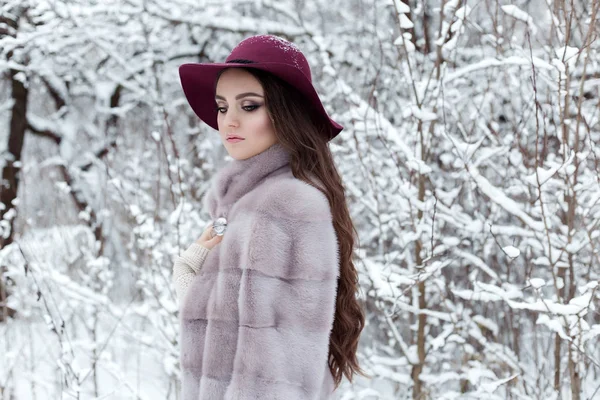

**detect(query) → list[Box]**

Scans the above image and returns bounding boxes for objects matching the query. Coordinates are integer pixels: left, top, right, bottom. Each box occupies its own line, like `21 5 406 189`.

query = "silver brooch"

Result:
212 217 227 236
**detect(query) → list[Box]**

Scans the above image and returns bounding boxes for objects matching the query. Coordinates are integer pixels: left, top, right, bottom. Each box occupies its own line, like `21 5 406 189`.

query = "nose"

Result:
223 108 239 128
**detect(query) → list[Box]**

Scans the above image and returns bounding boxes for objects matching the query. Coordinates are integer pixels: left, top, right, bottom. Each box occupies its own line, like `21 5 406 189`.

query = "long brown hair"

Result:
217 62 368 388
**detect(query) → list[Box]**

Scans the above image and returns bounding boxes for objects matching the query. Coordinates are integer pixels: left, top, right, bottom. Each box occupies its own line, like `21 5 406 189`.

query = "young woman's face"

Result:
215 68 278 160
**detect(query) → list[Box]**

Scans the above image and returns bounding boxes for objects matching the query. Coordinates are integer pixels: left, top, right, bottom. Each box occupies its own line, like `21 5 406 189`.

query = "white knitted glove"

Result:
172 243 210 303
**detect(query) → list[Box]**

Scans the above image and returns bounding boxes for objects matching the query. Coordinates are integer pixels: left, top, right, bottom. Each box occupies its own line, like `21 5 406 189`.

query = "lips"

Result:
226 134 244 144
226 135 244 140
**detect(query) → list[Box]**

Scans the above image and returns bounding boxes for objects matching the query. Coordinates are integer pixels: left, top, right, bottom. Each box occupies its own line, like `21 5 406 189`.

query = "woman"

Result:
172 34 367 400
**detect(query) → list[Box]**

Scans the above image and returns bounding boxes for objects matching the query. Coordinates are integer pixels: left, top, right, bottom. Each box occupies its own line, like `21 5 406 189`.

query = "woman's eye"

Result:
216 105 259 114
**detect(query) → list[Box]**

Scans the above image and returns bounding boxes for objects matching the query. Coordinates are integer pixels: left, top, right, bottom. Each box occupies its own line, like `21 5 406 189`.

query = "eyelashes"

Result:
216 105 261 114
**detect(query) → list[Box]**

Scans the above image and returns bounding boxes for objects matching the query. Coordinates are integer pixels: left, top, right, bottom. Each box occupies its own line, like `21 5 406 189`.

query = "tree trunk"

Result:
0 9 29 321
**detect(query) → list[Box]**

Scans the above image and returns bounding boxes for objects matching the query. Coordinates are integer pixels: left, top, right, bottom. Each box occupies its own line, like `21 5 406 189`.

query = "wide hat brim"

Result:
178 62 343 140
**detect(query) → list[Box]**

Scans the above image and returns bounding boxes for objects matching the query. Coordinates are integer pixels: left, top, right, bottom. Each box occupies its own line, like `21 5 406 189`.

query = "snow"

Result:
506 292 593 316
403 105 437 121
565 239 588 254
447 134 484 163
524 151 575 186
503 245 520 258
129 204 142 217
393 0 410 14
478 374 519 394
472 315 499 336
536 313 570 340
54 181 72 194
393 35 416 53
528 278 545 289
455 5 470 20
444 0 461 14
2 0 599 398
445 56 554 83
470 167 545 232
399 14 414 29
405 158 433 174
581 324 600 343
555 45 580 68
579 281 599 293
501 5 537 34
454 249 499 280
13 71 27 85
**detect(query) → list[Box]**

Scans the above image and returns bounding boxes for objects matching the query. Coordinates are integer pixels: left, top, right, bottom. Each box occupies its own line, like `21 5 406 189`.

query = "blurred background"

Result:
0 0 598 398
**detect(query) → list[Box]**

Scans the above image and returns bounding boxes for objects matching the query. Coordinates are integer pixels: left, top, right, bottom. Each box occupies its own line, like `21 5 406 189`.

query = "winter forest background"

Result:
0 0 598 399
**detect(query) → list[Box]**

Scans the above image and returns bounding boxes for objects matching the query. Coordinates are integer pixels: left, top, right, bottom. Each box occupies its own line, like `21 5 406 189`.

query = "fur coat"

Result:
179 142 340 400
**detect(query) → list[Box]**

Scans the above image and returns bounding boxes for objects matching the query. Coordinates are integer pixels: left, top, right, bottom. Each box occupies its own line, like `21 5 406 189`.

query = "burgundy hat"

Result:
178 34 343 141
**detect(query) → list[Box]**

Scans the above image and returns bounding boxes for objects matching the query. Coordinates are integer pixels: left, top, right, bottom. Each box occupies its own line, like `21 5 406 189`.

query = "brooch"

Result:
212 217 227 236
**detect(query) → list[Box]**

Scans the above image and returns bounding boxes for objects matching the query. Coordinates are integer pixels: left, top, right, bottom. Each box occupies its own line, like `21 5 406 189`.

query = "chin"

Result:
226 147 251 160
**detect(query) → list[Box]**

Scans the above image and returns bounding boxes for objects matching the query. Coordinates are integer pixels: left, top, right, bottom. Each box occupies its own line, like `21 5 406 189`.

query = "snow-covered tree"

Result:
0 0 597 398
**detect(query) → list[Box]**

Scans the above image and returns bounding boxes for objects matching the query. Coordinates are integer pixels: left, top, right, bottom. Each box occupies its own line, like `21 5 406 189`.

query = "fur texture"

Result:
179 143 340 399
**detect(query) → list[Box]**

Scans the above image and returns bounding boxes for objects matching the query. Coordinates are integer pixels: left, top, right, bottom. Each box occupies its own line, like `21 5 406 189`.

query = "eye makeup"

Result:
216 103 262 113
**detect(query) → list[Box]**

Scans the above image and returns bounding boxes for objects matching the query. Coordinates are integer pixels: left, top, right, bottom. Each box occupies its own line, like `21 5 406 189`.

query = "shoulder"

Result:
247 174 340 281
255 174 331 222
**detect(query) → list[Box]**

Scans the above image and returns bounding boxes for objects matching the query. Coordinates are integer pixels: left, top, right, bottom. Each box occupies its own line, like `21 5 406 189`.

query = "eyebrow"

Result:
215 92 264 101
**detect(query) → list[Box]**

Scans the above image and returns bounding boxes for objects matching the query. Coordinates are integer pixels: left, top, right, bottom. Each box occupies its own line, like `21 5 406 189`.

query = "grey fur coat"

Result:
179 142 340 399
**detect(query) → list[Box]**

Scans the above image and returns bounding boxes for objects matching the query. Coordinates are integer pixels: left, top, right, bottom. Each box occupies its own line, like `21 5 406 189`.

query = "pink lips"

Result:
226 137 244 143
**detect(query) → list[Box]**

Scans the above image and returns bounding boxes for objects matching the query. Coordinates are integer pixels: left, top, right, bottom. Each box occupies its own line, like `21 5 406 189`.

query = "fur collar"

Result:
202 142 291 219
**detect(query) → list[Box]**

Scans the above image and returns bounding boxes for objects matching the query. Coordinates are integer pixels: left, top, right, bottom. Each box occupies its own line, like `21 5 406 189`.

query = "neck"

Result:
203 142 291 219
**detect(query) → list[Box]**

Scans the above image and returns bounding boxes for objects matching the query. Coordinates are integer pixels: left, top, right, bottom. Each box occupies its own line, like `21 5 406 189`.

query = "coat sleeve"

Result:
224 180 340 400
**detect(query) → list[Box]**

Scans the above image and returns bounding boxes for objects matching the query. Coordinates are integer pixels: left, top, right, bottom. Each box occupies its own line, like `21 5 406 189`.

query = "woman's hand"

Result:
194 221 224 250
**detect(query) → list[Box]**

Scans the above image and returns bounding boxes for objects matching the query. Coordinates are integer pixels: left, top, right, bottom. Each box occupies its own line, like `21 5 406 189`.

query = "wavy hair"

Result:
216 61 368 388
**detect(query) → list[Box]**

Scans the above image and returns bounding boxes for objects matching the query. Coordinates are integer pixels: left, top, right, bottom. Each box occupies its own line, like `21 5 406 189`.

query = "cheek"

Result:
250 109 274 133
